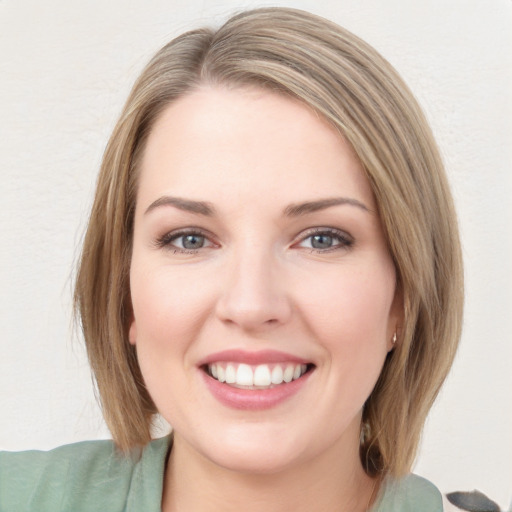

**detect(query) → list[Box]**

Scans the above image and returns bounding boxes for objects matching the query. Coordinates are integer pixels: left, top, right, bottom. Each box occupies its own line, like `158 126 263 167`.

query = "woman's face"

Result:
129 86 401 473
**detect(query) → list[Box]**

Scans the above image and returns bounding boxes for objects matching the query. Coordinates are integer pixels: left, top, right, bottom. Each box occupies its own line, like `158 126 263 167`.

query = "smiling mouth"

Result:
203 362 314 389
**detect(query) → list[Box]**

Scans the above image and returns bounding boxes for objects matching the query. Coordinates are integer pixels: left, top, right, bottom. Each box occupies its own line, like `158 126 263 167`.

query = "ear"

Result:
128 317 137 346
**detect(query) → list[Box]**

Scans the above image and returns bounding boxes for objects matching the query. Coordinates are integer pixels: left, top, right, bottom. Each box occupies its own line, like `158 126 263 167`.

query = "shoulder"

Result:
0 436 170 512
374 473 443 512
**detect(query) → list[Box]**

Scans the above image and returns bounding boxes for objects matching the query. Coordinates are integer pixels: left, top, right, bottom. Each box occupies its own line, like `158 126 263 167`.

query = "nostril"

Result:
215 273 293 330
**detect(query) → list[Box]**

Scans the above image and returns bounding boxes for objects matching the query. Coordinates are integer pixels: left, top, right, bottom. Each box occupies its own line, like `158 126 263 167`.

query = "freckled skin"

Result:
129 86 401 481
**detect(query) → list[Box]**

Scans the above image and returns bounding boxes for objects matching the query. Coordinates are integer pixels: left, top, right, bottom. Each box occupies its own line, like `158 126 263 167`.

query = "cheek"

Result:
129 263 215 354
299 264 395 358
300 265 395 418
129 264 217 419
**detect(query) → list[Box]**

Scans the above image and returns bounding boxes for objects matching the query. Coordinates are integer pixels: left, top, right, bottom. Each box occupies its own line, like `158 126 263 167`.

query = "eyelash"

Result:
294 227 354 253
155 228 215 253
155 227 354 254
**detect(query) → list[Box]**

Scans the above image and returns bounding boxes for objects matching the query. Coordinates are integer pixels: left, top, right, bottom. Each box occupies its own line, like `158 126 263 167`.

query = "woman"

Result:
0 7 463 511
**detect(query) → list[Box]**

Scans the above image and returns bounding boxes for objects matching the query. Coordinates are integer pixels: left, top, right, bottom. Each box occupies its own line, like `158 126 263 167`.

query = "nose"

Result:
215 247 292 332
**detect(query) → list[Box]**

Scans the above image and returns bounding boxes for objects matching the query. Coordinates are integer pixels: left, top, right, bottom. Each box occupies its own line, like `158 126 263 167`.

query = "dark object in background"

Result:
447 490 501 512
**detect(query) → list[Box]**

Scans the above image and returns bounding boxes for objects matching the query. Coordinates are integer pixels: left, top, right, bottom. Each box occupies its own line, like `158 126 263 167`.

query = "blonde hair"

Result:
75 7 463 477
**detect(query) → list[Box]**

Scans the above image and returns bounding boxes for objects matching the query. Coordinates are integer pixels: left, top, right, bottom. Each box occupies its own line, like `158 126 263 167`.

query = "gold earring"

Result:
392 332 397 345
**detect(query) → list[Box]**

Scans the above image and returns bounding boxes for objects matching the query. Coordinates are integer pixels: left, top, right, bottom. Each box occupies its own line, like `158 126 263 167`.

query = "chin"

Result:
193 426 309 475
207 444 301 475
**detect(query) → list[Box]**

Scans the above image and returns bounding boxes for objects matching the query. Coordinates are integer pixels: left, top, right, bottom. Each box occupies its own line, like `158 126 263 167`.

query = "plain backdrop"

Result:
1 0 511 508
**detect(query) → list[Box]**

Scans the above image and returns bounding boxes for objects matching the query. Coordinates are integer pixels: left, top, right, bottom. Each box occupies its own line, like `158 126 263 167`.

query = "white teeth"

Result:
207 362 309 387
225 364 236 384
271 365 284 384
253 365 271 386
283 364 294 383
236 364 254 386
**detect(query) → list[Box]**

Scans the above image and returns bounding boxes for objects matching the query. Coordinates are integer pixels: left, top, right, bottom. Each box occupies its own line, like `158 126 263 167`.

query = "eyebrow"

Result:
283 197 370 216
144 196 215 216
144 195 370 217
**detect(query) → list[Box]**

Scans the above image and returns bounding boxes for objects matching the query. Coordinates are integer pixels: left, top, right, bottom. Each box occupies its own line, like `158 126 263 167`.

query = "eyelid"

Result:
154 227 218 250
293 227 354 250
153 226 353 252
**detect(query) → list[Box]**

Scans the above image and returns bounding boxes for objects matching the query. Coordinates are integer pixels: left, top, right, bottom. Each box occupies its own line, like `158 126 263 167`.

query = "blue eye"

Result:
298 229 353 251
310 234 335 249
177 234 206 250
156 229 214 252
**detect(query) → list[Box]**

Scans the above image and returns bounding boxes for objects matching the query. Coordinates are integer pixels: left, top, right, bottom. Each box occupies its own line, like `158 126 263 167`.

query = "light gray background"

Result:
1 0 511 508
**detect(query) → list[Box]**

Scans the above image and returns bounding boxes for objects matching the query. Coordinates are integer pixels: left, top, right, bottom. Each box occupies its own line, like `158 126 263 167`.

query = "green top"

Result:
0 436 442 511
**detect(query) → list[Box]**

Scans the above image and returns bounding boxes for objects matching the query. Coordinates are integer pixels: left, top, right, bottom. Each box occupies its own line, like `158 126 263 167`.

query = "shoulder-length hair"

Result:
75 7 463 477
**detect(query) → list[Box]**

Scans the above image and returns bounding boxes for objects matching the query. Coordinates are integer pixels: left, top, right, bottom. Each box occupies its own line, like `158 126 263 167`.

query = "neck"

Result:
161 432 378 512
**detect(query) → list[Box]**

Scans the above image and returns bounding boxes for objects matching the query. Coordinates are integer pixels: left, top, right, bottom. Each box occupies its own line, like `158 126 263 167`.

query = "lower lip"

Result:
201 370 312 410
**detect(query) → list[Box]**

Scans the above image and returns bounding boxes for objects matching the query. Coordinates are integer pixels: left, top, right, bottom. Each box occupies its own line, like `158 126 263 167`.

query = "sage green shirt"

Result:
0 436 442 511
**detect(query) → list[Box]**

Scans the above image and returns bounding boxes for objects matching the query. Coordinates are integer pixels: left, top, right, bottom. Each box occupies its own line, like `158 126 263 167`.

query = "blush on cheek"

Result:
308 276 393 370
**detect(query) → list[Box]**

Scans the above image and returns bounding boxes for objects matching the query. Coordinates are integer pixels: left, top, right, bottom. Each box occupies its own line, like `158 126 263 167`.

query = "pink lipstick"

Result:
199 350 314 410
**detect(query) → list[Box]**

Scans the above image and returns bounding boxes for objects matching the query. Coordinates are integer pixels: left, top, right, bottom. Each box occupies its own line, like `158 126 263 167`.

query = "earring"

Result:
360 421 371 445
392 332 397 345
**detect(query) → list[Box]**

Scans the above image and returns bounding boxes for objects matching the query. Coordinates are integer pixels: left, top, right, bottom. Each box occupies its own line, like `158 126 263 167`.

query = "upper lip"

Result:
198 349 311 366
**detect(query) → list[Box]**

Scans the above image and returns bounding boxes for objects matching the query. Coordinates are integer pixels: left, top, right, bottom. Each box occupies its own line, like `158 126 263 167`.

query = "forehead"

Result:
137 86 374 211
